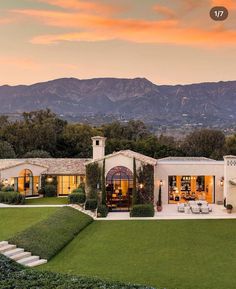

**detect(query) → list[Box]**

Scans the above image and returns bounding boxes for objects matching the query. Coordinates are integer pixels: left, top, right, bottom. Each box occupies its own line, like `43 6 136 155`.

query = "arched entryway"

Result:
18 169 34 196
106 166 133 211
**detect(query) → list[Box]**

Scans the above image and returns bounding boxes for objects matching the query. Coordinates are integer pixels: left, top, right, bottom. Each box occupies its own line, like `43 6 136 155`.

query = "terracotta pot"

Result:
227 209 232 214
157 205 163 212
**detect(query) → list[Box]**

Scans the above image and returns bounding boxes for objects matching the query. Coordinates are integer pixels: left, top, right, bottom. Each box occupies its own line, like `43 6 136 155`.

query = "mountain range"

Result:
0 77 236 128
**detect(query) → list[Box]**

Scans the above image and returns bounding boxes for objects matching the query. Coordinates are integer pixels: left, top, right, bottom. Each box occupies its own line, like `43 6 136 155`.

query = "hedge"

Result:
97 204 109 218
0 191 25 204
0 254 155 289
130 204 155 217
68 192 86 204
85 198 97 210
9 207 93 260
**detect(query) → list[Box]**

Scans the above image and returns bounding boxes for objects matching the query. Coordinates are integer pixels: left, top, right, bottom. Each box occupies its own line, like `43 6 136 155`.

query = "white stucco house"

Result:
0 136 236 211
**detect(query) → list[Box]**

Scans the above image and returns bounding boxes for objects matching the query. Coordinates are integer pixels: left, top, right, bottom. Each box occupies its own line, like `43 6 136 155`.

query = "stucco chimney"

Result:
91 136 106 160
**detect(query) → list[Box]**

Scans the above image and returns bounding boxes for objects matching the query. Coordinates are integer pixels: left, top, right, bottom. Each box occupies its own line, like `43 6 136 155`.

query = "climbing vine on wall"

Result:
137 164 154 204
86 162 101 199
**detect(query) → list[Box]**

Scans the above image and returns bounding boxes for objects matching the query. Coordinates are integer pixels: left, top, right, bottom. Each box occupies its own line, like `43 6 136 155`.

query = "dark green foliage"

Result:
44 184 57 197
0 140 16 158
181 129 225 159
132 158 137 206
85 199 97 210
68 193 86 204
0 191 25 204
72 188 84 194
0 255 154 289
1 185 14 192
97 204 108 218
130 204 155 217
157 185 162 207
137 164 154 204
24 149 51 158
0 109 230 160
101 159 106 205
86 162 101 198
9 207 93 260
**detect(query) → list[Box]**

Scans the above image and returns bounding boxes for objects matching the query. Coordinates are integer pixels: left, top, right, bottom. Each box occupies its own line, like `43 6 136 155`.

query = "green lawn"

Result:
43 220 236 289
25 197 68 205
0 208 58 240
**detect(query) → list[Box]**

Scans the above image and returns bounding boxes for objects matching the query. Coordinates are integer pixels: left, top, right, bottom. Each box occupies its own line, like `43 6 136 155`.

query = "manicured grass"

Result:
44 220 236 289
0 254 154 289
10 207 93 260
25 197 68 205
0 208 58 240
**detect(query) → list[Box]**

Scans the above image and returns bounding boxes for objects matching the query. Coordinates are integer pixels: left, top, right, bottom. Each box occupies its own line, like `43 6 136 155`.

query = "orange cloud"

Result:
0 57 40 70
212 0 236 10
37 0 124 14
153 5 177 19
11 5 236 47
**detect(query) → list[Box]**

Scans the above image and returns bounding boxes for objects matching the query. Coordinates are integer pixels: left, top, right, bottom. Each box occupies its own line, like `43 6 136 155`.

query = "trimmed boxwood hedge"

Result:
68 192 86 204
0 254 155 289
97 204 109 218
130 204 155 217
0 191 25 204
85 198 97 210
9 207 93 260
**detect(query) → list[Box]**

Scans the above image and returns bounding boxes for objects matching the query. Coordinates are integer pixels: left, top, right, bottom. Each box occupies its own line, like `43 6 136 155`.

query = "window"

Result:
96 140 99 146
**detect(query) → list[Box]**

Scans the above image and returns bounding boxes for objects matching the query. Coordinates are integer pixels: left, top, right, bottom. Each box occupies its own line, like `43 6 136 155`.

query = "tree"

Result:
61 123 95 157
182 129 225 159
0 141 16 158
24 150 51 158
132 158 137 206
101 159 106 205
225 134 236 155
86 163 101 199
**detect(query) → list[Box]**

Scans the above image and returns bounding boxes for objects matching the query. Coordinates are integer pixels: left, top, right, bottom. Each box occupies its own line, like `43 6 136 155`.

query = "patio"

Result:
102 204 236 220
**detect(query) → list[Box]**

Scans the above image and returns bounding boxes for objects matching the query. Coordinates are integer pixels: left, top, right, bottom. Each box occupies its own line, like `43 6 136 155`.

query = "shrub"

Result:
0 255 154 289
72 188 84 194
9 207 93 260
97 204 108 218
226 204 233 210
0 191 25 204
85 199 97 210
38 188 45 195
1 185 14 192
68 193 86 204
44 184 57 197
130 204 155 217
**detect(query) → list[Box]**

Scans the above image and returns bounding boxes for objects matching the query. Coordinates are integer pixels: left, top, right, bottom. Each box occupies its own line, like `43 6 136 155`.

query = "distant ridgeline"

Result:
0 77 236 128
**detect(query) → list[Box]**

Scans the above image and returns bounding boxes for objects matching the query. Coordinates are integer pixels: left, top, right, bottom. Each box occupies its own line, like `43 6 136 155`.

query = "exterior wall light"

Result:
47 177 53 183
160 180 163 186
139 183 144 189
220 177 224 187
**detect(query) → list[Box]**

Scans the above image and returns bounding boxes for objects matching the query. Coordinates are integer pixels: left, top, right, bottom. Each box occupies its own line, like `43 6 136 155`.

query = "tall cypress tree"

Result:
101 159 106 205
132 158 137 206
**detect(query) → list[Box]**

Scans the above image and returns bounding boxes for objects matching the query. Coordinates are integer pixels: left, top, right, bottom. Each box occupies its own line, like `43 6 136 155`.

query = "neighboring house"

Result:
0 136 236 210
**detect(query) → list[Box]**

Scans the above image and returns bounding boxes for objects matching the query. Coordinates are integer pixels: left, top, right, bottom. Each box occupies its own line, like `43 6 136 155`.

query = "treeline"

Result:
0 109 236 160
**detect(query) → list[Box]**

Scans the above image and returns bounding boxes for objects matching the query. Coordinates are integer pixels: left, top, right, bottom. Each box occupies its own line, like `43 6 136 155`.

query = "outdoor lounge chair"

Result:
191 205 200 214
189 201 196 207
177 203 185 212
201 205 210 214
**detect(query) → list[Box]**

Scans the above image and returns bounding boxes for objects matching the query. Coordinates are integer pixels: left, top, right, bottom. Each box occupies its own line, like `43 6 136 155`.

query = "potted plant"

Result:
226 204 233 214
156 185 162 212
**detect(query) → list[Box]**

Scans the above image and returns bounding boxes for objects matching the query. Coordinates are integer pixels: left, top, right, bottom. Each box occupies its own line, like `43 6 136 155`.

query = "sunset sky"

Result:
0 0 235 85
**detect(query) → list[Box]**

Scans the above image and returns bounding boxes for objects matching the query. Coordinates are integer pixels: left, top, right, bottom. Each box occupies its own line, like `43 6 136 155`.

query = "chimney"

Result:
91 136 106 160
